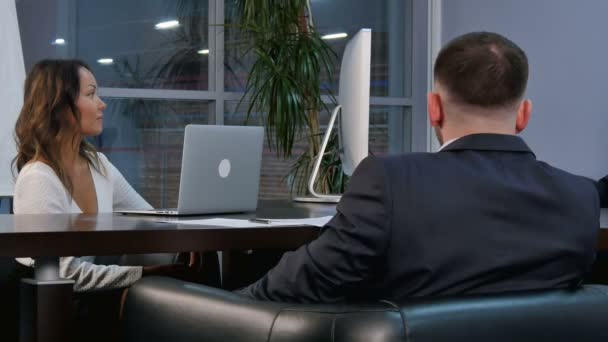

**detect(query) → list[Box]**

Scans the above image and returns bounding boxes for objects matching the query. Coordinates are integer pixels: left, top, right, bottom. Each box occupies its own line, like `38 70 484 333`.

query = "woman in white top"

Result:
12 59 192 292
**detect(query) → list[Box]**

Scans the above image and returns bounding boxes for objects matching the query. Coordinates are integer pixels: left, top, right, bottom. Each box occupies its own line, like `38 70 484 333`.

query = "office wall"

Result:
0 0 26 195
441 0 608 180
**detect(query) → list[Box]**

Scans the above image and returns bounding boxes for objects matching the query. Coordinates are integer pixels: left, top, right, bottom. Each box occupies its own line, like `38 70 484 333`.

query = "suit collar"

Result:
439 133 535 157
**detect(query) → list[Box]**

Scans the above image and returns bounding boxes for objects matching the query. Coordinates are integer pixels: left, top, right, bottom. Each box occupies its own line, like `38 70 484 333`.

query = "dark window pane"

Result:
224 0 412 97
314 0 412 97
94 98 210 208
369 106 411 155
224 0 253 92
17 0 210 90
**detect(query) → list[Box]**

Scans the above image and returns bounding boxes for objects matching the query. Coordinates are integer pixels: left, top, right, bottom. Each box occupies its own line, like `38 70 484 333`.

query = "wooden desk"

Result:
0 200 334 257
3 204 606 257
598 231 608 251
5 200 335 342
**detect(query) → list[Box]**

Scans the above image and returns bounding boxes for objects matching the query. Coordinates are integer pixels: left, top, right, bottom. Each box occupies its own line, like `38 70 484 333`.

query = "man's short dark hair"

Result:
434 31 528 108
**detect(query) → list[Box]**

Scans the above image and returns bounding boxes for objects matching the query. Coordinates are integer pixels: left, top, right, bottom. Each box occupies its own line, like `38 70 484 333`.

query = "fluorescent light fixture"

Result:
52 38 66 45
97 58 114 65
155 20 179 30
197 49 209 55
321 32 348 40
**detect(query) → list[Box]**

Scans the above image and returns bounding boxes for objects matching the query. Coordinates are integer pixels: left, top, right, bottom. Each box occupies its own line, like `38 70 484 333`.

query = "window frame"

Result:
97 0 430 153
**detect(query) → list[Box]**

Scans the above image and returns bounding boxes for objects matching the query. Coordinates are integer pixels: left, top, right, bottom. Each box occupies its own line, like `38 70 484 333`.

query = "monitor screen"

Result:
338 28 371 176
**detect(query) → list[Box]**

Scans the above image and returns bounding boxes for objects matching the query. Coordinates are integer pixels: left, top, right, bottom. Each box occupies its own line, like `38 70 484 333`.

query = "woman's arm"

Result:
60 256 142 292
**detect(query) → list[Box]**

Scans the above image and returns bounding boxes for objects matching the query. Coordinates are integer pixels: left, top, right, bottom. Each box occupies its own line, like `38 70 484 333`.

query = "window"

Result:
16 0 427 203
18 0 210 89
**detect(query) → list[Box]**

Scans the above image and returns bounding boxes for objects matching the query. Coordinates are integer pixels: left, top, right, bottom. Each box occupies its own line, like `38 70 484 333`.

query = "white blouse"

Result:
13 153 153 292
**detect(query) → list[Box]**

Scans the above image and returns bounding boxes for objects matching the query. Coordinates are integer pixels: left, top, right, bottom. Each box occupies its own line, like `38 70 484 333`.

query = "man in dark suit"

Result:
237 32 600 303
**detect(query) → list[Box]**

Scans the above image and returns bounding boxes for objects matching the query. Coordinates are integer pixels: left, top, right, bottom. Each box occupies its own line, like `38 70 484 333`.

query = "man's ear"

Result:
427 92 444 128
515 99 532 133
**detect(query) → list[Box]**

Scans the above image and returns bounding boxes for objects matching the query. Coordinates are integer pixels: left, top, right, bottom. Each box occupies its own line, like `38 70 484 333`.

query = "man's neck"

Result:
441 127 517 144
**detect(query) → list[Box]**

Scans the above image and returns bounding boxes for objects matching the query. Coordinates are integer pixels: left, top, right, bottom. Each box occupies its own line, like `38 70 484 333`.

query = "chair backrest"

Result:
122 277 608 342
395 285 608 341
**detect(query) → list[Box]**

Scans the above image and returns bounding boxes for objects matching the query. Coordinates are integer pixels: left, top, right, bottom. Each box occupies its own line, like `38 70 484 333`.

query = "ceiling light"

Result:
321 32 348 40
97 58 114 65
52 38 65 45
197 49 209 55
155 20 179 30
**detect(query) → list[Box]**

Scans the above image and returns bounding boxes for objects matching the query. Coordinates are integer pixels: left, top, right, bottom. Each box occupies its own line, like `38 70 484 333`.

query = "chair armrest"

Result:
121 276 400 342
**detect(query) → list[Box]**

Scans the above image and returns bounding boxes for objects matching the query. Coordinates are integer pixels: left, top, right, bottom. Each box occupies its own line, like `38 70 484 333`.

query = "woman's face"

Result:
75 67 106 136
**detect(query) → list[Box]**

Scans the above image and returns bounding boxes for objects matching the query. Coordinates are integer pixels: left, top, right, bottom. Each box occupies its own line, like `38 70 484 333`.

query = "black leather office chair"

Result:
122 277 608 342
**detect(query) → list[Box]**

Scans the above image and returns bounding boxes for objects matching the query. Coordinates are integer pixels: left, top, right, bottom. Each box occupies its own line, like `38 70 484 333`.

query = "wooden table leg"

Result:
20 257 75 342
220 251 231 289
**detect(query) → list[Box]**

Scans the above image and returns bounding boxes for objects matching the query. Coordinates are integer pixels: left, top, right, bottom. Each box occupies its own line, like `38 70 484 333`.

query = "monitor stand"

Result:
292 105 342 205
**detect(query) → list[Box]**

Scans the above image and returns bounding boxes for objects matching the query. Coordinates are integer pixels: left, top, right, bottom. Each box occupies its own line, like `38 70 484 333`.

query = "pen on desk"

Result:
248 218 272 224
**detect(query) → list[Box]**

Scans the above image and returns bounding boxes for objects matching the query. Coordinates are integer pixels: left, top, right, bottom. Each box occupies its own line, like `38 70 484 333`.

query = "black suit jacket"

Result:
238 134 600 303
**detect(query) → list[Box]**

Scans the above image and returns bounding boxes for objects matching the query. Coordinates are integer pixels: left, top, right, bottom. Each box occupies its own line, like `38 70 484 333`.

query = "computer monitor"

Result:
338 28 371 176
294 28 371 203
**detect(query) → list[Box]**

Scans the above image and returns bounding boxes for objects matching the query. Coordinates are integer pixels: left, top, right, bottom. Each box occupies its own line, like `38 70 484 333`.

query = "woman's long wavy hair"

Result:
13 59 104 196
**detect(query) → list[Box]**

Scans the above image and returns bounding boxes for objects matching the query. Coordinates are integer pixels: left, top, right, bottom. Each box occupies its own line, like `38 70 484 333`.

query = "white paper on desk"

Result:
267 216 334 227
160 216 333 228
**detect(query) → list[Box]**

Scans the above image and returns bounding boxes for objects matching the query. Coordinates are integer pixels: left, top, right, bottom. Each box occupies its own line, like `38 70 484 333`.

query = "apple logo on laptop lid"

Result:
218 159 231 178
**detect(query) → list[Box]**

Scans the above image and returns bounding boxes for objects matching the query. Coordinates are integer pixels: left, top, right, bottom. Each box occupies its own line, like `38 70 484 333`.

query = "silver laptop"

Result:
117 124 264 216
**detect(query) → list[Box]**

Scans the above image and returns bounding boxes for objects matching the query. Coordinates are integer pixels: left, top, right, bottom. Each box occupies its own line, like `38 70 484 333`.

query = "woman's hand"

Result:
142 251 218 286
176 251 201 270
142 263 188 279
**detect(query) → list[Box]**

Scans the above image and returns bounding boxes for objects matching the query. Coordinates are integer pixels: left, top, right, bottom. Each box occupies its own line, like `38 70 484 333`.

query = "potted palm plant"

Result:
233 0 348 196
134 0 347 197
